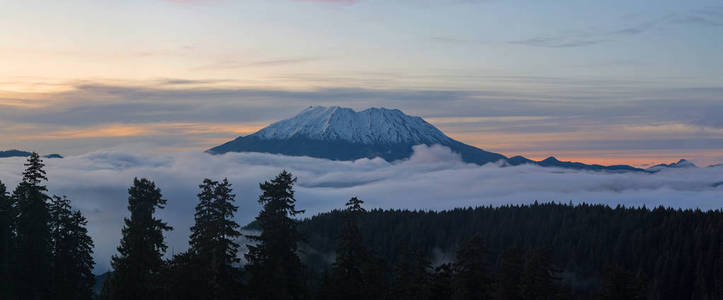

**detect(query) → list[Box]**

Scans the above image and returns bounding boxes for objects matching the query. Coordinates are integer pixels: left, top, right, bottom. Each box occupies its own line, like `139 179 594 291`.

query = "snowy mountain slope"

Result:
209 106 506 164
251 106 452 145
209 106 646 172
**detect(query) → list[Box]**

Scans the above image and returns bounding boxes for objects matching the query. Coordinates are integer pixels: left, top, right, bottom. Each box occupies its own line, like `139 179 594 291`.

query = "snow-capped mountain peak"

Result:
250 106 452 145
209 106 645 172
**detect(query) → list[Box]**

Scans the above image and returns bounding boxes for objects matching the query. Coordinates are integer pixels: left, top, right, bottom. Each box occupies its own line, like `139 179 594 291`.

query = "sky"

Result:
1 0 723 166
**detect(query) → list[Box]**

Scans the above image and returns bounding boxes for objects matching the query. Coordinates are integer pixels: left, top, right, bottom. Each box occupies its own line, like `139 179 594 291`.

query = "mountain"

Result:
536 156 642 172
0 149 32 158
209 106 506 163
209 106 644 172
646 159 697 172
0 149 63 159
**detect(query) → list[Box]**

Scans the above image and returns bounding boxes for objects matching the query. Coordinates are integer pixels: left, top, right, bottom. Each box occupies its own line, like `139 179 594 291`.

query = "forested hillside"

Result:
296 203 722 299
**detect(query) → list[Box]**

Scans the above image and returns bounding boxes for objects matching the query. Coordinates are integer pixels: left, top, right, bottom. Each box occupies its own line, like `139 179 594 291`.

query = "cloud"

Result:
294 0 358 3
2 80 722 164
0 145 721 273
195 57 322 71
509 38 608 48
5 81 723 128
508 21 655 48
511 7 723 48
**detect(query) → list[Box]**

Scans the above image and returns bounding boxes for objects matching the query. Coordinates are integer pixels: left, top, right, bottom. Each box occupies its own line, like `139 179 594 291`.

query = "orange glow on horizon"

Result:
9 122 267 142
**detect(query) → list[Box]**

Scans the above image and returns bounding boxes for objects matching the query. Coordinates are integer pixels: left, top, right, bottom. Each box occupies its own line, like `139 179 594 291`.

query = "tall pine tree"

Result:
188 178 243 300
108 178 172 299
245 171 306 300
430 263 454 300
330 197 367 300
390 246 417 300
329 197 387 300
521 248 561 300
453 234 492 300
162 250 203 300
49 195 95 300
13 152 52 299
496 247 524 300
599 265 646 300
0 180 13 299
409 252 432 299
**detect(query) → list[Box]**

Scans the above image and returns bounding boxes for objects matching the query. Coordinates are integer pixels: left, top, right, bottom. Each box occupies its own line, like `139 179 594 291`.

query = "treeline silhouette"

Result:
296 203 722 299
0 153 95 300
1 154 721 299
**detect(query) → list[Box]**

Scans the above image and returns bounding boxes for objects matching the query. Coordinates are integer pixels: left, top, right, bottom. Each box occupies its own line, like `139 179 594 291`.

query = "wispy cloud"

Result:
509 38 608 48
157 78 233 86
245 57 323 67
194 57 322 71
2 80 722 163
511 6 723 48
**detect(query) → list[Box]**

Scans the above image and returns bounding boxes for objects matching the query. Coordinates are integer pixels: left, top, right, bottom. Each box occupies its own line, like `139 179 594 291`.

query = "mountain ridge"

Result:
0 149 63 159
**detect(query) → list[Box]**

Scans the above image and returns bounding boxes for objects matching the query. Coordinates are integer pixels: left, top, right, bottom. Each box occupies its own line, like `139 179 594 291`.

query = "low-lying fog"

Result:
1 145 721 272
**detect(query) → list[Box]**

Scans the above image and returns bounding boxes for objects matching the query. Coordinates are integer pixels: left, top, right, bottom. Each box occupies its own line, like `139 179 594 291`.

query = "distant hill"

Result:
0 149 63 159
209 106 645 172
646 159 697 172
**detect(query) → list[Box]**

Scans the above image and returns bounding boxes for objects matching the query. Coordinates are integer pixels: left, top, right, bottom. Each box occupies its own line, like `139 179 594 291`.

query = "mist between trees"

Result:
1 153 720 300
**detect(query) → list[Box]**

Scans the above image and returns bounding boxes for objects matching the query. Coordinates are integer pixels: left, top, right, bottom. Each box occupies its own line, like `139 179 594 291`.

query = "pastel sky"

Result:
1 0 722 166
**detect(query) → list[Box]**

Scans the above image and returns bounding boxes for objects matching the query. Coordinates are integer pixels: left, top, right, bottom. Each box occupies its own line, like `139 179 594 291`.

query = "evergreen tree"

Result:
599 265 646 300
430 263 454 300
496 247 524 300
330 197 368 300
162 251 204 300
49 195 95 300
521 248 560 300
391 249 432 300
327 196 388 299
245 171 306 300
108 178 172 299
315 266 334 300
392 247 432 300
360 253 389 300
345 196 365 213
453 234 493 300
13 152 52 299
188 178 243 300
0 180 13 299
391 247 416 300
410 252 432 299
97 272 114 300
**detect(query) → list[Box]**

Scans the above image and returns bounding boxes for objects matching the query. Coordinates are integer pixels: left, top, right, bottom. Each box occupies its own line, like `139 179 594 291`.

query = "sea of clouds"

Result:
0 145 721 272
